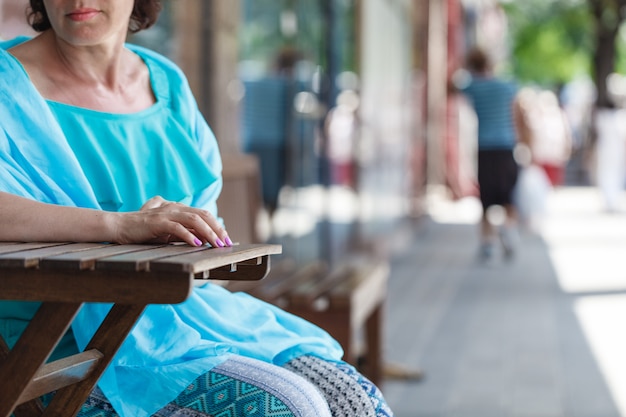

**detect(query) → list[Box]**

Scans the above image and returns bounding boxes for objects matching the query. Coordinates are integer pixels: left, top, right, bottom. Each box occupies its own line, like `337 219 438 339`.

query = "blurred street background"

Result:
2 0 626 415
383 186 626 417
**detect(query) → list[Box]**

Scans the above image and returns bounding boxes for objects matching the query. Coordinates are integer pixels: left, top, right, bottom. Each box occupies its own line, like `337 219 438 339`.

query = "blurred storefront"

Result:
238 0 333 211
236 0 416 217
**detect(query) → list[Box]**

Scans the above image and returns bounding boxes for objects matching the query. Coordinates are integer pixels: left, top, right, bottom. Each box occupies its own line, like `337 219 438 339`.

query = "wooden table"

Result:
0 241 282 417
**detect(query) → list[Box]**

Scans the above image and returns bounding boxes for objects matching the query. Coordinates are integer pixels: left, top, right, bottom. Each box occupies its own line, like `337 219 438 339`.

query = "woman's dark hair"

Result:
27 0 162 33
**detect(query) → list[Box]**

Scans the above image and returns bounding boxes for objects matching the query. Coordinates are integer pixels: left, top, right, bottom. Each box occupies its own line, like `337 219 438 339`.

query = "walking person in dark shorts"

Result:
456 47 521 261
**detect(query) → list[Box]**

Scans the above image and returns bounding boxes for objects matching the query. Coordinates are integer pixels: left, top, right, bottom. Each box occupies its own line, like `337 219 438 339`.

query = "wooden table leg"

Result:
0 302 81 417
43 303 147 417
0 336 44 417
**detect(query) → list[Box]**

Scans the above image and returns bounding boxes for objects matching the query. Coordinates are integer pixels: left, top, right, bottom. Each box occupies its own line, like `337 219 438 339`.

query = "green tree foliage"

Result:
502 0 593 87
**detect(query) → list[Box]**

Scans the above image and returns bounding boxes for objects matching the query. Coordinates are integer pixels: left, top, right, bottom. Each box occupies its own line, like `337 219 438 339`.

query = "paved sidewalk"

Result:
381 186 626 417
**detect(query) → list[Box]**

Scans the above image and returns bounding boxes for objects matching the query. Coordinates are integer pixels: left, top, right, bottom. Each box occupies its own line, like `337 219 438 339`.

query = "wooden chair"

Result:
0 241 281 417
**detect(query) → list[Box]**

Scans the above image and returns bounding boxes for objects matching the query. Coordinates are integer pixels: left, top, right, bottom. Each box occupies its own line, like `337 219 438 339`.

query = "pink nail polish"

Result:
215 238 224 248
225 236 233 246
194 238 203 247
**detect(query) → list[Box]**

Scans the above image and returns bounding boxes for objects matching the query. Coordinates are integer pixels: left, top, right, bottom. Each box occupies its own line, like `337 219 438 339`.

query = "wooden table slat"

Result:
94 244 212 272
0 243 107 269
150 243 283 273
0 242 68 256
40 244 166 271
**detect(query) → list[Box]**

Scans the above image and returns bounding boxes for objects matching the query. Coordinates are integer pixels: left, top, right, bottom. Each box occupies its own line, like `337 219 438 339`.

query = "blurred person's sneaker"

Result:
500 226 519 260
478 242 495 262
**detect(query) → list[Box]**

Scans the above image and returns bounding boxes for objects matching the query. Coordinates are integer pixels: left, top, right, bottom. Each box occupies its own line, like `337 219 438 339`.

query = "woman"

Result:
0 1 393 416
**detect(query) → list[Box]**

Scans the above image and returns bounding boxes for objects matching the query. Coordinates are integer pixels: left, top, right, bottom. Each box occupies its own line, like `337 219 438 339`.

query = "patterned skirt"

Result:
42 355 393 417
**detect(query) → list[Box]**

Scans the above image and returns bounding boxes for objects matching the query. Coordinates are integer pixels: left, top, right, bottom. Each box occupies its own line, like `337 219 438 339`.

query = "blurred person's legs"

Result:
479 209 496 260
500 203 519 259
478 149 519 261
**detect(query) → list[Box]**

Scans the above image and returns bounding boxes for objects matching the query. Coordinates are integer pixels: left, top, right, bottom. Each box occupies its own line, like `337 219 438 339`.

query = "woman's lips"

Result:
67 9 100 22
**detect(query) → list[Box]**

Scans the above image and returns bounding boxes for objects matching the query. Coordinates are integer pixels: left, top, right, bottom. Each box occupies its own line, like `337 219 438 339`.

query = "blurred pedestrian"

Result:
455 47 520 261
325 89 360 188
525 89 573 187
512 88 559 233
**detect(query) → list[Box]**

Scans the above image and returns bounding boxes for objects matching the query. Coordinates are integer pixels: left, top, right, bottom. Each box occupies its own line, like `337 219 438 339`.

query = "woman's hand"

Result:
112 196 232 248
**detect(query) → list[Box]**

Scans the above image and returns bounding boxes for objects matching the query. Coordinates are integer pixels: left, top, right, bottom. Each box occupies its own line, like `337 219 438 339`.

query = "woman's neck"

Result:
9 31 155 113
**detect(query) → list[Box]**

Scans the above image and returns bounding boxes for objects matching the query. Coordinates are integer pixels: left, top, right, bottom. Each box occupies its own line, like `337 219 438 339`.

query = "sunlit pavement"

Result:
382 186 626 417
544 187 626 416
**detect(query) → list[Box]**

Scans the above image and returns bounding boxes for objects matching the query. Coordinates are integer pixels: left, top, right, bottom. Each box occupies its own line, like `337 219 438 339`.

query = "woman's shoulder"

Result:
126 43 196 109
0 35 30 51
125 44 198 116
126 44 186 82
0 36 29 68
0 37 32 77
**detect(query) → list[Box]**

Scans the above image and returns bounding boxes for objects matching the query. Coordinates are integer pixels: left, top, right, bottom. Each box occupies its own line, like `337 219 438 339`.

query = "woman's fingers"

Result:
162 221 204 247
171 209 232 248
140 195 167 211
118 199 233 248
187 209 231 247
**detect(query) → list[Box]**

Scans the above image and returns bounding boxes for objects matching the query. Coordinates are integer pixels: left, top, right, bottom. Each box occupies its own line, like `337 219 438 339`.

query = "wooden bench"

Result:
226 253 390 385
0 241 281 417
216 153 398 384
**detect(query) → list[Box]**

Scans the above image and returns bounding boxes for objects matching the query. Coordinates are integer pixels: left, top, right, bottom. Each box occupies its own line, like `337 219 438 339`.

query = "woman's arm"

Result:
0 192 231 247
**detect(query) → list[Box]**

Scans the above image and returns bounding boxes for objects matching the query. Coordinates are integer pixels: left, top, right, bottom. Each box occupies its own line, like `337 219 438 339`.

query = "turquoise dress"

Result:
0 38 342 417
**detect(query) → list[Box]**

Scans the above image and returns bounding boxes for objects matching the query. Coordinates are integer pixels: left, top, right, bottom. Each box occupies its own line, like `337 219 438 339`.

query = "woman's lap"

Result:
284 356 393 417
169 355 330 417
44 355 392 417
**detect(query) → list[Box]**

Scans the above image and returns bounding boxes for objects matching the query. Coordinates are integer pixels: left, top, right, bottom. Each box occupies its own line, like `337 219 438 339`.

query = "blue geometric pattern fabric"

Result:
284 356 394 417
37 355 394 416
40 373 294 417
38 355 331 417
333 361 394 417
171 369 293 417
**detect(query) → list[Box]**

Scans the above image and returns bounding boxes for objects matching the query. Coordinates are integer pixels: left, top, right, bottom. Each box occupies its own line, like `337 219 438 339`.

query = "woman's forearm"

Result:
0 192 117 242
0 192 231 247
